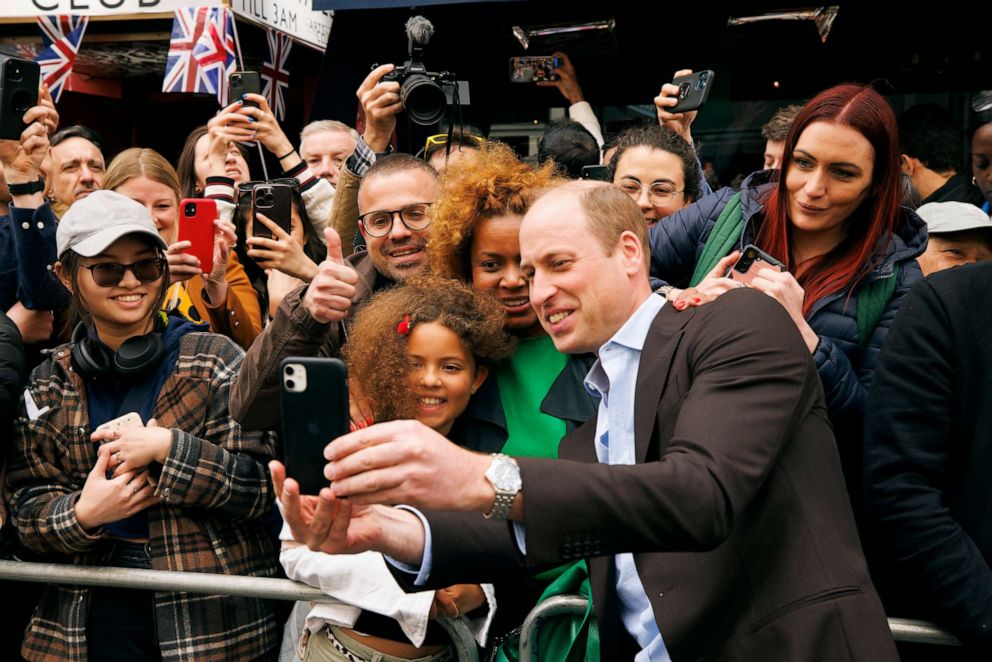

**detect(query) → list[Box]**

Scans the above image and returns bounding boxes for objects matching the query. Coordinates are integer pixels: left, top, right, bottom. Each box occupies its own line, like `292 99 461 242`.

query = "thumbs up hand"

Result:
302 228 359 324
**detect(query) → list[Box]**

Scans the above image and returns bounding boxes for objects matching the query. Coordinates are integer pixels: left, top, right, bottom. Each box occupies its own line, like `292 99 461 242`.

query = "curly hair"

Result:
428 141 561 281
344 275 515 423
608 124 702 202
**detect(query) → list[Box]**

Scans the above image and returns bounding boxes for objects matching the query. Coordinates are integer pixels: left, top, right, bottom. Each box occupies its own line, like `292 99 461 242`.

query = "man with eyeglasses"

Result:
232 153 439 431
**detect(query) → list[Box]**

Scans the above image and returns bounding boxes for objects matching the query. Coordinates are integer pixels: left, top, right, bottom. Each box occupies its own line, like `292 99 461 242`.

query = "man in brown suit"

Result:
277 181 898 661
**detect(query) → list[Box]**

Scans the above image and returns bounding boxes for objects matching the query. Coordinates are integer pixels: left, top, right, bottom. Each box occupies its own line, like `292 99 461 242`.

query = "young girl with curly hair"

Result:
277 275 515 662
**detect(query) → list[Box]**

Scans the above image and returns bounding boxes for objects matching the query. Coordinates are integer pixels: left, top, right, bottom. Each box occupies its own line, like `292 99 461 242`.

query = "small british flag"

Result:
162 7 236 105
34 16 89 103
261 28 292 121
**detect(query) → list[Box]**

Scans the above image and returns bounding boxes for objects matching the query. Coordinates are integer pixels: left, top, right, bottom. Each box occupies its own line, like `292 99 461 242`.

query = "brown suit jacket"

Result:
414 289 898 661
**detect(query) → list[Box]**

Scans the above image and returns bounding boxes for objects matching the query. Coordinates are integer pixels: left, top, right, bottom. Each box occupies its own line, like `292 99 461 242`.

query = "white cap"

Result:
916 201 992 235
57 189 168 257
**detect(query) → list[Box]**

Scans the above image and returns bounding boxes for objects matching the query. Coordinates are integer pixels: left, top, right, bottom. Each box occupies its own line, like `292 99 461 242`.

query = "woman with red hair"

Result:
648 83 925 514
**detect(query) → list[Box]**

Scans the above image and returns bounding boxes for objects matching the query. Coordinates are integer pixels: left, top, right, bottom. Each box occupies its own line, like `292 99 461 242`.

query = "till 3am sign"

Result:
231 0 333 52
3 0 221 16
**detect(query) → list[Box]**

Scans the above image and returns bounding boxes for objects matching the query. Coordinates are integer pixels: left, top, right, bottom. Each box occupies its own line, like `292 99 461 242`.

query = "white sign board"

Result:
231 0 333 52
4 0 221 17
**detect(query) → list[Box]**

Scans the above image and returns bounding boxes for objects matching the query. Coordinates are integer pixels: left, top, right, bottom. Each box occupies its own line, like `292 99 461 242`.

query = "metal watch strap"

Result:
487 490 515 520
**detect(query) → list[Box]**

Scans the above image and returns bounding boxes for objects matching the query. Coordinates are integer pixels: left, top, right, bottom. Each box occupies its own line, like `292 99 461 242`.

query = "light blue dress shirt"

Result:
581 292 670 662
394 293 671 661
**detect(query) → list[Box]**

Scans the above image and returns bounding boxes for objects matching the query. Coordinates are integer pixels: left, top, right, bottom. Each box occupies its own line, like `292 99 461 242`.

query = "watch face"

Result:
492 460 522 491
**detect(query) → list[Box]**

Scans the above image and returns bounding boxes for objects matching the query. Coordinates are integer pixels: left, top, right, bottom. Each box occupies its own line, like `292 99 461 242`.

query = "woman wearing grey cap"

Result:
6 189 279 661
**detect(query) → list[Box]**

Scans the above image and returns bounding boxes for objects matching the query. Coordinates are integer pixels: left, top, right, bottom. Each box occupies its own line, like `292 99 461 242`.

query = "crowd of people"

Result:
2 45 992 662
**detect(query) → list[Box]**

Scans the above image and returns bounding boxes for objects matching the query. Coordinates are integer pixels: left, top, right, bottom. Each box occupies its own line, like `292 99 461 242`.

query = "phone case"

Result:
0 56 40 141
728 244 785 286
509 56 561 83
229 71 260 108
96 412 143 434
280 357 349 495
252 184 293 240
178 198 217 274
669 70 715 114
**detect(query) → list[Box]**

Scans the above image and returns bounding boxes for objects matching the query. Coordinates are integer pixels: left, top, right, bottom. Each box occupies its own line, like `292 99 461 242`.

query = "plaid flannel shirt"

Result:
7 332 279 661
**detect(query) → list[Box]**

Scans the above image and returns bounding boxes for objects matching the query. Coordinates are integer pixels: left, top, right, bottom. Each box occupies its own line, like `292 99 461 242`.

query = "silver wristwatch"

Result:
483 454 521 520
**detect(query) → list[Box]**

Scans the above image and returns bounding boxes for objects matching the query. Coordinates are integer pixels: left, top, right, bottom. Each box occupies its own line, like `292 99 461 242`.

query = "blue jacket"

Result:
0 203 68 312
648 170 927 429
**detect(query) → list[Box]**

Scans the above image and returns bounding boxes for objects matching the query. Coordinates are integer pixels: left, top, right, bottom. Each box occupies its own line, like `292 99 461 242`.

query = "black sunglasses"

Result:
82 257 167 287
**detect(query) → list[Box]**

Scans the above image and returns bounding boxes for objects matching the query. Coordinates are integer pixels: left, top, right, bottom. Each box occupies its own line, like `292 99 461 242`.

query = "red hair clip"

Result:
397 314 413 335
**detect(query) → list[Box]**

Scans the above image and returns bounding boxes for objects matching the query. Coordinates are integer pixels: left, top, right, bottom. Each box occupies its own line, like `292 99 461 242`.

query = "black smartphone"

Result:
727 244 785 287
509 56 561 83
0 56 40 141
581 164 610 181
280 357 350 495
252 183 293 239
229 71 260 109
669 70 715 114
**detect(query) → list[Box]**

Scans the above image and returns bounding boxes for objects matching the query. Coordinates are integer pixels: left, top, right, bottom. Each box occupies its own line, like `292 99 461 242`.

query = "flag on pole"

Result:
34 16 89 102
261 28 292 120
162 7 236 105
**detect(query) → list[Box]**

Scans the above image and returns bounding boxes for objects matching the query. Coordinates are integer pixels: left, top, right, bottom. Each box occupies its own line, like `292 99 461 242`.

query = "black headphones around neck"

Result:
70 313 167 379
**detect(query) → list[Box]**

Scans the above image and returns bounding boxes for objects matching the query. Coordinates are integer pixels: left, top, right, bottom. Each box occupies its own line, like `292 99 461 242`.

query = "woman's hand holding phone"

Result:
654 68 698 145
247 213 319 281
75 446 160 531
748 270 819 352
166 240 200 284
237 93 294 160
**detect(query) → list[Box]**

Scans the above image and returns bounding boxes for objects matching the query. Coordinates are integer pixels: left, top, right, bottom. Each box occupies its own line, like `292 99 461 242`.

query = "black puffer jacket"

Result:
0 310 26 431
649 170 926 427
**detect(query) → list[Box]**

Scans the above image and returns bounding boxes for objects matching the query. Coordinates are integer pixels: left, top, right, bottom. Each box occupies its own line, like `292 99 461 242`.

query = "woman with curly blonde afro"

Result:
426 140 598 459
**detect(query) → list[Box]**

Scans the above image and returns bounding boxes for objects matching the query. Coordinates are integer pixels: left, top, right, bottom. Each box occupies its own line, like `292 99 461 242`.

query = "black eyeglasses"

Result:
358 202 434 238
236 178 300 194
82 257 167 287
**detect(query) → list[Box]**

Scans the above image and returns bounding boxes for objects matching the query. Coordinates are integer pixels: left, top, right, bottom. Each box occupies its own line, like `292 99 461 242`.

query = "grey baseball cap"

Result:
916 201 992 235
56 189 168 257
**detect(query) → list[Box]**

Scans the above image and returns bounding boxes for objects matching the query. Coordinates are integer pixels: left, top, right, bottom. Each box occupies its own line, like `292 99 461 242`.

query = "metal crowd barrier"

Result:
0 560 479 662
516 594 962 662
0 562 963 661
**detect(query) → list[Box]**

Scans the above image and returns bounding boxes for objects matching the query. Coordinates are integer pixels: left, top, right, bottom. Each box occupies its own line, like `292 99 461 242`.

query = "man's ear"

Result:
618 230 644 276
900 154 917 177
53 261 72 293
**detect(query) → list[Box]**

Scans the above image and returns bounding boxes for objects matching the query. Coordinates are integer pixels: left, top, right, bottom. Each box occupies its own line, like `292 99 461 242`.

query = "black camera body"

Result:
380 40 455 126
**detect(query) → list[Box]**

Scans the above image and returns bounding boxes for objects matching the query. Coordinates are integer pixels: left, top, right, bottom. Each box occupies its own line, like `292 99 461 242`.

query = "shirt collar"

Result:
602 292 667 353
584 293 667 398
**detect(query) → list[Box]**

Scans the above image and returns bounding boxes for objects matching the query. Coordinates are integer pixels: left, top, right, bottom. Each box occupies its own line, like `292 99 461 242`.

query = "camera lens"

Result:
286 379 295 390
285 366 295 376
746 249 757 259
678 82 691 99
184 203 196 216
401 74 448 126
8 63 23 83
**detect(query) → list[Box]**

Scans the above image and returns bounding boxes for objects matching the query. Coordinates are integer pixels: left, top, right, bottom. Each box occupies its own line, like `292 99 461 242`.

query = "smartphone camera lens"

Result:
184 203 196 216
697 72 709 89
286 379 295 390
678 82 690 99
285 366 295 376
8 63 23 83
746 249 757 260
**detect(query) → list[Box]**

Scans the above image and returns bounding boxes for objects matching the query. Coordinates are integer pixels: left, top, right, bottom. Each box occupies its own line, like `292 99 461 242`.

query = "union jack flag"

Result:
34 16 89 103
261 28 292 121
162 7 236 105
